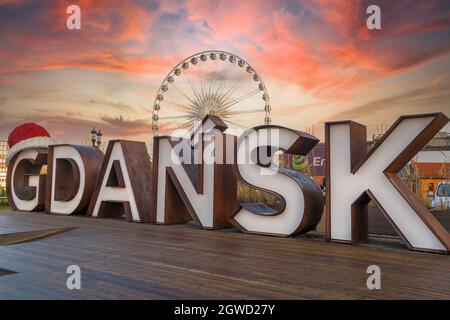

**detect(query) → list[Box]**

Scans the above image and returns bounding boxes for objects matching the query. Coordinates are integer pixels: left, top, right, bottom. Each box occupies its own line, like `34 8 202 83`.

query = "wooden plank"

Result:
0 210 448 299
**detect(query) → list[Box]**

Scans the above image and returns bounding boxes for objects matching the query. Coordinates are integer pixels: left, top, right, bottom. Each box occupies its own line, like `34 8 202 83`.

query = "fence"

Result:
0 197 8 206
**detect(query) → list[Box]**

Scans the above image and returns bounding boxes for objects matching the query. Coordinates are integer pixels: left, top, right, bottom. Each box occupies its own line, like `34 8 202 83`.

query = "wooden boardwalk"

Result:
0 210 449 300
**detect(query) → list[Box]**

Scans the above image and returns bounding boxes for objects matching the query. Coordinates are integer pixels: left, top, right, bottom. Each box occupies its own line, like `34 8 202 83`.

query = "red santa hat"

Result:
6 123 56 165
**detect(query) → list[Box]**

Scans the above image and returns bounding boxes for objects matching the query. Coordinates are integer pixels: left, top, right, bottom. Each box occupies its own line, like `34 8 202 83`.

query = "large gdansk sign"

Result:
6 113 450 254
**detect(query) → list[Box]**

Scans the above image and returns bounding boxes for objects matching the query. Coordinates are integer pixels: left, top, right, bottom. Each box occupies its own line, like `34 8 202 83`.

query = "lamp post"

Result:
96 130 103 148
91 127 97 147
90 127 103 149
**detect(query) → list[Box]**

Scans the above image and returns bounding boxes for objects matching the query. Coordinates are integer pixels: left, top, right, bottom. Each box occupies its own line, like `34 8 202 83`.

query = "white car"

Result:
431 181 450 210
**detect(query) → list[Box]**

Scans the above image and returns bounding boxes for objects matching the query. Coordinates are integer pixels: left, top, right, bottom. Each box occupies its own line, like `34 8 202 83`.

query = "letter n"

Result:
151 116 237 229
45 145 103 215
326 113 450 253
87 141 152 222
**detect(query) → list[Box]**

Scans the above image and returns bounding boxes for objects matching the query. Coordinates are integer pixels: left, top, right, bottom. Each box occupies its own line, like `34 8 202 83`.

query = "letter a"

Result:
87 141 152 222
366 5 381 30
366 265 381 290
66 5 81 30
46 145 103 215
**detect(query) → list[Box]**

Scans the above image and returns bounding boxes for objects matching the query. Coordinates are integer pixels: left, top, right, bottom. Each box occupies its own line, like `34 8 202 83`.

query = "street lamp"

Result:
91 127 98 147
90 127 103 149
96 130 103 148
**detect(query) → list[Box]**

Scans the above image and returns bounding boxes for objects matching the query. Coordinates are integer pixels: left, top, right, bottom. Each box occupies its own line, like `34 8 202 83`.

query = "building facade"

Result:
0 141 8 189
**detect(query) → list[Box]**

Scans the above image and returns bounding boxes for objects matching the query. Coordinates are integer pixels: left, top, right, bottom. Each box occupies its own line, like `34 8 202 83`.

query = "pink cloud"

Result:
0 0 449 144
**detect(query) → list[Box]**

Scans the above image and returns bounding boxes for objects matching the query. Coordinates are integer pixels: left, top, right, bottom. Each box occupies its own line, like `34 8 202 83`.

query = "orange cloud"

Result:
1 0 449 144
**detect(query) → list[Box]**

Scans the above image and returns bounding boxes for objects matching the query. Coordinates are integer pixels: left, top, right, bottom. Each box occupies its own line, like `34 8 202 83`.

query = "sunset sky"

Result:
0 0 449 146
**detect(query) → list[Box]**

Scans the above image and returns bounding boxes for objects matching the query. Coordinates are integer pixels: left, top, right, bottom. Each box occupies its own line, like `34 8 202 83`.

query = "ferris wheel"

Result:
152 50 272 137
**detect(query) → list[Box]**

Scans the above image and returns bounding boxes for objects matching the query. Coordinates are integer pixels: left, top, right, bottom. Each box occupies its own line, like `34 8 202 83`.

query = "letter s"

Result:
229 126 324 236
66 265 81 290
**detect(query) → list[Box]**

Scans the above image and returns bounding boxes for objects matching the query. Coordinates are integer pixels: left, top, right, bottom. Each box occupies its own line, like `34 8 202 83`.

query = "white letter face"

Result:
156 137 214 227
66 5 81 30
153 115 237 230
9 149 46 212
231 127 323 236
50 146 85 215
327 115 449 252
91 142 141 222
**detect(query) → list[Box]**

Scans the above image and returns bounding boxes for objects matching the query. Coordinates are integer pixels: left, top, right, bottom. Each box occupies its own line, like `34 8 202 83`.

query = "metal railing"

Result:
0 197 8 206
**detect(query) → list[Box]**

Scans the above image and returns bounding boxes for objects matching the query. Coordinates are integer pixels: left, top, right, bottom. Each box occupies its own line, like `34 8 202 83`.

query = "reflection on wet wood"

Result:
0 227 77 246
0 210 449 299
